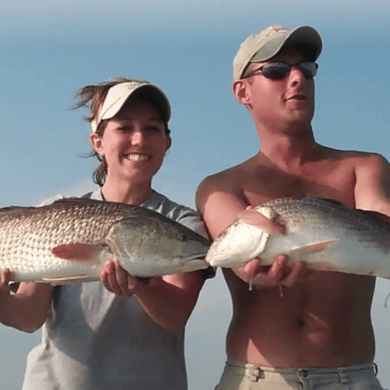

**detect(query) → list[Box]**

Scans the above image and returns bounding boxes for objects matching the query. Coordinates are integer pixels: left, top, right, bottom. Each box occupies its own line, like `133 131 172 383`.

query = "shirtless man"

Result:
196 26 388 389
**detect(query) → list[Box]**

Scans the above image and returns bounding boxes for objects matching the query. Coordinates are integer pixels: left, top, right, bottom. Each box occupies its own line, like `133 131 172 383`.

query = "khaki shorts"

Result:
215 358 386 390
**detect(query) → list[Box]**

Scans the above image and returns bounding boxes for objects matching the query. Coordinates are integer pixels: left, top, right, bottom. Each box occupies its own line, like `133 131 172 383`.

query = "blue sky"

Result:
0 0 390 388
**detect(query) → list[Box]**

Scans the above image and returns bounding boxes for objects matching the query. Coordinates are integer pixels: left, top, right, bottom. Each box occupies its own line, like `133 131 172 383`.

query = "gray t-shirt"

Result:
22 189 210 390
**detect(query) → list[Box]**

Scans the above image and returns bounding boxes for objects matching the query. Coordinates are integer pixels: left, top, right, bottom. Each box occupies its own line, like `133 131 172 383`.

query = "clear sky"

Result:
0 0 390 388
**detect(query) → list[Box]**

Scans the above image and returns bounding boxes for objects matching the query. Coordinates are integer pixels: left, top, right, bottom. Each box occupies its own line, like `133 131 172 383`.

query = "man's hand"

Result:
237 207 285 235
234 206 311 289
234 256 310 289
100 259 160 297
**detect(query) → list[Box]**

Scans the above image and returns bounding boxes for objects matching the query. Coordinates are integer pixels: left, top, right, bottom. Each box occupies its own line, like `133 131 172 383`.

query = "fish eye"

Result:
178 233 187 241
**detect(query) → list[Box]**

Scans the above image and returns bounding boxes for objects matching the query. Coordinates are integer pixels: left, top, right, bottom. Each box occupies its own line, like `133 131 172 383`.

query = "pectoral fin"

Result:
51 243 107 263
289 239 338 257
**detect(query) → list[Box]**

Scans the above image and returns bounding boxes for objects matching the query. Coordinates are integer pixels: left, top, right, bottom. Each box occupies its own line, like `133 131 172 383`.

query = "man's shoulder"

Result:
197 168 240 200
200 168 235 186
325 146 383 160
321 146 388 168
196 158 265 210
199 161 254 190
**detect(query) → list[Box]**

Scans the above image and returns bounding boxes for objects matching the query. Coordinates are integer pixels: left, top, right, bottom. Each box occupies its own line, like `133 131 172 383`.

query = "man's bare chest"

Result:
241 164 356 207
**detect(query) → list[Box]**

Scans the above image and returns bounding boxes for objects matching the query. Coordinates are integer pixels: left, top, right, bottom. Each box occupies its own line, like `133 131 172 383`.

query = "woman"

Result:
0 78 211 390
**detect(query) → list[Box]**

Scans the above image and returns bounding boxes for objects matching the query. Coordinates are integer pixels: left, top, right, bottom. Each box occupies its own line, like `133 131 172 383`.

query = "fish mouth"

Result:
183 251 209 261
205 250 244 268
205 254 224 267
205 249 223 266
178 257 209 271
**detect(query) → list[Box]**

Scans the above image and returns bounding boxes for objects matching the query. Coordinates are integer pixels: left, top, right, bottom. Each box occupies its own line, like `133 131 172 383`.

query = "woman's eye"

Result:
146 126 163 133
118 126 132 132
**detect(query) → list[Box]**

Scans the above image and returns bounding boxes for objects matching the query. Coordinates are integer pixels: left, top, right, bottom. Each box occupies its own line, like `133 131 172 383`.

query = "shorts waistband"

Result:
226 357 377 382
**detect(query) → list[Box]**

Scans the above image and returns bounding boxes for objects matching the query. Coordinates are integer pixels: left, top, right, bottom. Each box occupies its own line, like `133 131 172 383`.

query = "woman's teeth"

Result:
126 154 149 161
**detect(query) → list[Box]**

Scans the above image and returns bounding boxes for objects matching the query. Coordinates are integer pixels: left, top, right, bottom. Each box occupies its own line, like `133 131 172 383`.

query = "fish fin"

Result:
289 239 338 256
51 243 107 263
42 275 99 286
237 209 284 235
0 206 26 212
306 262 336 272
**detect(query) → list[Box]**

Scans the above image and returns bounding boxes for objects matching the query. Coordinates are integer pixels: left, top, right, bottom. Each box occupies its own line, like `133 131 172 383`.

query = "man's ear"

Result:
232 79 251 105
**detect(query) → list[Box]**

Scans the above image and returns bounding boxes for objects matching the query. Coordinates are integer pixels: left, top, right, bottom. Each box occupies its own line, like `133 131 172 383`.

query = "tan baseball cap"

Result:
233 25 322 80
91 81 171 132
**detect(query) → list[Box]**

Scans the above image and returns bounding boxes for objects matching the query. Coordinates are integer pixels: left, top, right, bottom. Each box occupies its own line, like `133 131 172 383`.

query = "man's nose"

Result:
288 66 307 86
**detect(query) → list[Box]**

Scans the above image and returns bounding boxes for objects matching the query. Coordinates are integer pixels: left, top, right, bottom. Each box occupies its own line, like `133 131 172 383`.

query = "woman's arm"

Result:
100 260 205 333
0 270 53 333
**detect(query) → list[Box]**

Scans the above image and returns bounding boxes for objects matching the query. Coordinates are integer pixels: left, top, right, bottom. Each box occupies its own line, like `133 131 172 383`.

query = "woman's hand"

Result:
100 259 160 297
0 269 12 297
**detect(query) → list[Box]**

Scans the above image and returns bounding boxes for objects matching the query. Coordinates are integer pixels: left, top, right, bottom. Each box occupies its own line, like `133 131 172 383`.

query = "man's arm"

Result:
0 270 53 332
196 174 307 287
354 153 390 215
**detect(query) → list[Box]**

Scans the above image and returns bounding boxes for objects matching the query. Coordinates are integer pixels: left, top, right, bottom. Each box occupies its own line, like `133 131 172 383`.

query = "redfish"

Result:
206 197 390 279
0 198 209 285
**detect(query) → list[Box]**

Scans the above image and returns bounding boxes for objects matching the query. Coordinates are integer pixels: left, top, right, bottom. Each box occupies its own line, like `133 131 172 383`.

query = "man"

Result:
197 25 388 389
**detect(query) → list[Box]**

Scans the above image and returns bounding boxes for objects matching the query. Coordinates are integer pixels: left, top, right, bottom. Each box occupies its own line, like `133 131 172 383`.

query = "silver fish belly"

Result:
0 198 210 284
205 197 390 279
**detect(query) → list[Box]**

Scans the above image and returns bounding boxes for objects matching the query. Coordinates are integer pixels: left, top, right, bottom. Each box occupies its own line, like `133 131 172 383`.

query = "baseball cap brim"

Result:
91 82 171 132
250 26 322 64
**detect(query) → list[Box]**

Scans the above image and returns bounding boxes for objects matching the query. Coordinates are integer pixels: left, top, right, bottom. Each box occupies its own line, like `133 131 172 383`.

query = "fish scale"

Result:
0 201 125 278
0 198 210 284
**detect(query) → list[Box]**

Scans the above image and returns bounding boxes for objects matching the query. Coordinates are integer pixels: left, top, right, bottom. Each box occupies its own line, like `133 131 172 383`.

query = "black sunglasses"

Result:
243 61 318 80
